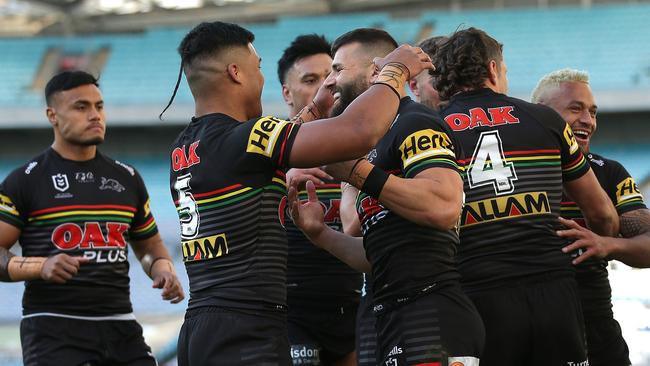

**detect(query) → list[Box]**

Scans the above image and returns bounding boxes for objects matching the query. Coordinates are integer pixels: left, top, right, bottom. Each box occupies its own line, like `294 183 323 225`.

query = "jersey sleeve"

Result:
540 105 590 182
606 160 647 215
0 170 27 229
393 111 462 178
243 116 301 169
128 170 159 241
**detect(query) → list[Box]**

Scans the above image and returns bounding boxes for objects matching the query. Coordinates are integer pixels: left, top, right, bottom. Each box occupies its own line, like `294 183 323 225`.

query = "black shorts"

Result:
468 275 588 366
355 293 377 366
20 316 155 366
288 301 358 365
374 283 484 366
177 306 291 366
585 315 630 366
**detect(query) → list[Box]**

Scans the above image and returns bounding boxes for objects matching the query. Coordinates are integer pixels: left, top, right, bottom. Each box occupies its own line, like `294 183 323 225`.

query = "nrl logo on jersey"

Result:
100 177 125 192
51 173 69 192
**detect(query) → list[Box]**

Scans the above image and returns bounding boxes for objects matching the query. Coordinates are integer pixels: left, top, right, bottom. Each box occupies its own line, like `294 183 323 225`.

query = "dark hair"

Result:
277 34 331 85
160 21 255 119
417 36 448 59
331 28 398 56
45 71 98 106
433 27 503 101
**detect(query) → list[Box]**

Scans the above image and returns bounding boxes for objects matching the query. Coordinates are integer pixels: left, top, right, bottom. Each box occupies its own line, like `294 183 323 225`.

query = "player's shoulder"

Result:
587 152 626 173
3 149 51 184
510 96 565 130
97 152 141 179
394 98 447 132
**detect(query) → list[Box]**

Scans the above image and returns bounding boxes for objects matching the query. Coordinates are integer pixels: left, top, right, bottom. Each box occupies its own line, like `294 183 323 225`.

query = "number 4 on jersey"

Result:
468 131 517 195
174 173 200 239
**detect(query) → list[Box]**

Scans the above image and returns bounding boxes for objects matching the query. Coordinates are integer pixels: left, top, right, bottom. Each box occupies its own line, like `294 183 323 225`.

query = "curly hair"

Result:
432 27 503 101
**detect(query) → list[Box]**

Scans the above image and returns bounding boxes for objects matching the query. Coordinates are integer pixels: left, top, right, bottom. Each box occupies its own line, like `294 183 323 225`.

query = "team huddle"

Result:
1 19 649 366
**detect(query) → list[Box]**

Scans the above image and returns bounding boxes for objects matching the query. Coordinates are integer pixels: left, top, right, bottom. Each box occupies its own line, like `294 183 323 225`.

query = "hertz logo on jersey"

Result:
247 116 289 158
563 124 580 155
462 191 550 227
616 177 643 204
182 233 229 262
399 129 454 169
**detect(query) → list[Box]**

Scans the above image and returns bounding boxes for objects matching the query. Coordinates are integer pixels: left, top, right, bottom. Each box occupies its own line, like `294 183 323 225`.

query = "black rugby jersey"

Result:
285 181 362 305
355 97 463 303
169 113 301 311
561 153 646 317
0 148 157 316
439 89 591 291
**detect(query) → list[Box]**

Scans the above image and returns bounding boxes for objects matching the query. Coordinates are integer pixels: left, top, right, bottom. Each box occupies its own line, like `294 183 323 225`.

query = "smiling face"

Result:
47 83 106 146
543 81 597 152
324 42 373 117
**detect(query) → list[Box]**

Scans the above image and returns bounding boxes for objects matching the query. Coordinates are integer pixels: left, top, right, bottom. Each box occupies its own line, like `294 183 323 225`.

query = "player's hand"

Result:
151 260 185 304
557 217 613 265
286 167 333 189
374 44 433 81
40 253 89 284
288 180 326 241
312 81 335 117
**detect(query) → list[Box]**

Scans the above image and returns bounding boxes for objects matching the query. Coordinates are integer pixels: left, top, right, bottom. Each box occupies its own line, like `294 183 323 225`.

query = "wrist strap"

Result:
7 256 46 281
361 166 390 199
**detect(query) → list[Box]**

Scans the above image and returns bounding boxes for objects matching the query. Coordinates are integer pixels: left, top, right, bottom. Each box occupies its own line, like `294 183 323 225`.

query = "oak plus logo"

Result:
51 173 69 192
51 222 129 263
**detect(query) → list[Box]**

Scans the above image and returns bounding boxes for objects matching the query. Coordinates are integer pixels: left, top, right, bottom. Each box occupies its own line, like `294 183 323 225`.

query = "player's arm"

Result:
559 208 650 266
340 183 362 237
131 233 184 304
288 45 433 167
563 170 619 237
290 181 370 273
0 221 86 283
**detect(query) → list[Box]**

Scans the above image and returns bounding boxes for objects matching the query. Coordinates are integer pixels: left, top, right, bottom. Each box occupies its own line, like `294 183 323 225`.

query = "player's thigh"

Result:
355 295 377 366
104 320 156 366
376 287 484 366
529 277 588 366
177 306 291 366
20 316 102 366
585 315 631 366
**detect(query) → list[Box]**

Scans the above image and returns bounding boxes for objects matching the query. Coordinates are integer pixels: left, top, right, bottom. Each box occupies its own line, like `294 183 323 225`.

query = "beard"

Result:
329 77 370 117
70 135 104 146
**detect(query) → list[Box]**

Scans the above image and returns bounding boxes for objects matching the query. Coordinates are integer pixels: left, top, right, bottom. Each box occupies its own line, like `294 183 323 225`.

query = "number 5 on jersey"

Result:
174 173 200 238
468 130 517 195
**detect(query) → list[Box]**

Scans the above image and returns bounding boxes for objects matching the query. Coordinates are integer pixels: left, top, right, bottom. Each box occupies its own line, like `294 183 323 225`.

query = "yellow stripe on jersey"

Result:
0 194 19 216
29 210 135 221
192 187 253 206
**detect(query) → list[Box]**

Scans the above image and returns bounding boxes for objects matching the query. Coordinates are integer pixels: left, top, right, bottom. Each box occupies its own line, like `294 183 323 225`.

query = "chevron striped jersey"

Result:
0 148 157 316
439 88 591 292
169 113 300 311
355 97 464 303
561 152 646 317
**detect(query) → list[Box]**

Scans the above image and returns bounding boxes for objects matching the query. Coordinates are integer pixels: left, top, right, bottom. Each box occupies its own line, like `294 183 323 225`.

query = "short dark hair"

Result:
179 21 254 68
433 27 503 101
45 71 98 106
277 34 331 85
160 21 254 119
331 28 398 56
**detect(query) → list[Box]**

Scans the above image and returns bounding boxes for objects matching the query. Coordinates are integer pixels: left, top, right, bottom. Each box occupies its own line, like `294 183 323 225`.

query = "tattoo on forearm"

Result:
0 247 16 281
620 209 650 238
291 102 322 124
374 63 409 91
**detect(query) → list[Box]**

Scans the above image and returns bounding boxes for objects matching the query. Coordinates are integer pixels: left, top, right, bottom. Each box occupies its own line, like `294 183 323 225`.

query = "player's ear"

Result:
369 63 380 83
408 79 420 97
487 59 499 86
46 107 57 126
226 63 242 84
282 84 293 107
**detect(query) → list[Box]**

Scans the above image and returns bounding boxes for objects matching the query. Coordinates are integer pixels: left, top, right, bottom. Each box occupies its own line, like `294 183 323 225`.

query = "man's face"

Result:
325 42 373 117
243 43 265 118
413 71 441 110
47 84 105 146
283 53 332 115
543 81 597 152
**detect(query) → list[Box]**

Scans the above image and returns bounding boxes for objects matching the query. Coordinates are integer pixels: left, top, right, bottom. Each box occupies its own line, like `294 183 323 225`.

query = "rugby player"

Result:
432 28 619 365
408 36 447 111
0 71 184 366
532 68 650 366
290 28 485 366
278 34 362 366
167 21 431 365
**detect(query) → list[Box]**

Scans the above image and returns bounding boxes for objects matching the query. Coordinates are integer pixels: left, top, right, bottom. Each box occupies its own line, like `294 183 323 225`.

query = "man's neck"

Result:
195 98 248 122
52 141 97 161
